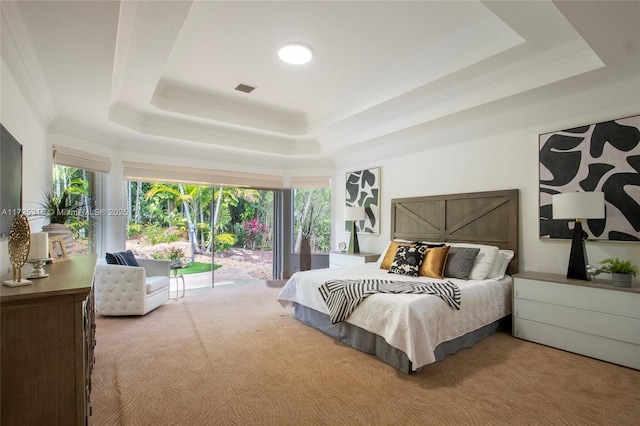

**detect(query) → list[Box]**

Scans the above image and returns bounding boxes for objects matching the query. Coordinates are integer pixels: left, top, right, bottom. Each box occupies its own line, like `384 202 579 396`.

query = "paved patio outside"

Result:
170 262 272 297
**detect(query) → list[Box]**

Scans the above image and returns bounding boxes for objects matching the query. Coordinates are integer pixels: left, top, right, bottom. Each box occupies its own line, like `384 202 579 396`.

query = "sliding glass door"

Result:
124 180 276 291
210 187 275 287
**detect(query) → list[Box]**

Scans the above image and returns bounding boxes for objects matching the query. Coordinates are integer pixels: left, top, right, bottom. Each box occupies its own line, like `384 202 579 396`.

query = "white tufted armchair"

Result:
94 258 170 316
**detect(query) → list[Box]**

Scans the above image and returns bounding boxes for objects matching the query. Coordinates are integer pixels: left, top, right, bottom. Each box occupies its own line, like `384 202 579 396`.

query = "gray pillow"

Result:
445 247 480 280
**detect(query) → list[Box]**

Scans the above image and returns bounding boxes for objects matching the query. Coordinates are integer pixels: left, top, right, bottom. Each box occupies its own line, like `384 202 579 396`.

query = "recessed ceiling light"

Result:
278 44 312 65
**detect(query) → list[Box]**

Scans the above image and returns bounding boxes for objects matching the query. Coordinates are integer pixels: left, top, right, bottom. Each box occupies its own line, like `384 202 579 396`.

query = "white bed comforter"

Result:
277 263 512 370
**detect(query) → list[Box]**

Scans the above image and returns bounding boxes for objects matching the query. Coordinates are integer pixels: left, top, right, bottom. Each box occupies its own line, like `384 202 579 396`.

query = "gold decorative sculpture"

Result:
3 213 32 287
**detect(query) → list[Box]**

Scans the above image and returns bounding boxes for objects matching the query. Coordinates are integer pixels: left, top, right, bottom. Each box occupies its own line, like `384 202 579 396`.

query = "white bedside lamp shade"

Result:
344 206 365 221
344 206 365 254
552 192 605 220
552 191 605 280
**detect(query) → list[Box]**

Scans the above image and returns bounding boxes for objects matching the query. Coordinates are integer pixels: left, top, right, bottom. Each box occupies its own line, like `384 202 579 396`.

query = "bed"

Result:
278 189 519 373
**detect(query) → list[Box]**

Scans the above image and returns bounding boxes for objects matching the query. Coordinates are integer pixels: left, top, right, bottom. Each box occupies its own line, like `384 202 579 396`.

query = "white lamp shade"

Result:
344 206 365 221
552 192 605 220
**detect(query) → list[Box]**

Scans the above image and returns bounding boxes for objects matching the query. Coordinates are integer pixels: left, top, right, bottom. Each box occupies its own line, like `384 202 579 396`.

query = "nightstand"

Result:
513 271 640 370
329 251 379 268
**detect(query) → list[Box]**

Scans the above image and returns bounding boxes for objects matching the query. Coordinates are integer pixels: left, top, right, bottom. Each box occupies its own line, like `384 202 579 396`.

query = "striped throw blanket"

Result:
319 279 461 324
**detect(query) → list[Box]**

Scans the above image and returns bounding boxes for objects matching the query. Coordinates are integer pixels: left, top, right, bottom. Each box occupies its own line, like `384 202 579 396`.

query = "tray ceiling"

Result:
3 1 639 164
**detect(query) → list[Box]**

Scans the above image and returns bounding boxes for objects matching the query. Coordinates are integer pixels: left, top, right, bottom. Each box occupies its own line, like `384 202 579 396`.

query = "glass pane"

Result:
212 188 274 285
293 188 331 254
50 165 101 256
124 182 274 291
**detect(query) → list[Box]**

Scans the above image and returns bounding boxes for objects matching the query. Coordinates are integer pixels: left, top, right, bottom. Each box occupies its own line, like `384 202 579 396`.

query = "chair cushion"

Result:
106 250 139 266
146 275 169 294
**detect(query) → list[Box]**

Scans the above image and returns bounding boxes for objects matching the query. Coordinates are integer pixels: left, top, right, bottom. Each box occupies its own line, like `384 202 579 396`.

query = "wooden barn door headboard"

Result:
390 189 519 275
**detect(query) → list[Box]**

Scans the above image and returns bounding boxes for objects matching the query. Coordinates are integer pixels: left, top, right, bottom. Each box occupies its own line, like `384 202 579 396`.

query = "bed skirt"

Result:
293 303 507 374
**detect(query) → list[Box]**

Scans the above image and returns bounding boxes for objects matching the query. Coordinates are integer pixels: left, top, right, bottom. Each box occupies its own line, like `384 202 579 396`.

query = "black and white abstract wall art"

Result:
539 114 640 242
345 167 380 234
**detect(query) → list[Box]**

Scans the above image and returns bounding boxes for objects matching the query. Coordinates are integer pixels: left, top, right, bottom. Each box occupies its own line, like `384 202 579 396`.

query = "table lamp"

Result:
344 206 365 254
552 191 605 280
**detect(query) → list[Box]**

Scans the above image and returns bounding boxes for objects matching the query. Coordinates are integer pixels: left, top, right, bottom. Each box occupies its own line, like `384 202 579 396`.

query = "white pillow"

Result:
451 243 499 280
487 250 515 280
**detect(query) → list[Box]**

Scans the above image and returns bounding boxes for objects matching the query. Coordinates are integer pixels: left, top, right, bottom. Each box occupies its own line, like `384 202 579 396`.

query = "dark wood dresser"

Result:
1 254 97 425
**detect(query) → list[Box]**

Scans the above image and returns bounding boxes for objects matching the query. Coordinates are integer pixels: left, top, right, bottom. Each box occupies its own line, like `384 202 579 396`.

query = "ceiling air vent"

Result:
234 83 256 94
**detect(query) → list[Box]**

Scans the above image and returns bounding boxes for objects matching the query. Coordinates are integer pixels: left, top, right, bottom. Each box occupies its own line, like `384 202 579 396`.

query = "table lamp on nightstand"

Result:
552 191 605 281
344 206 364 254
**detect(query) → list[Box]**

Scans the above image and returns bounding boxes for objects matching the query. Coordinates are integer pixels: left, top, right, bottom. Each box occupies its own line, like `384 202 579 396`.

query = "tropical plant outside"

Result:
125 182 277 262
49 165 95 254
294 188 331 253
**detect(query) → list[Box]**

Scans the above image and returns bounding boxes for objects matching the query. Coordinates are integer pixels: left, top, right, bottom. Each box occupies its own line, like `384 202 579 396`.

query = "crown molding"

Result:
109 101 320 156
151 79 308 136
0 1 57 124
331 77 639 168
48 118 118 147
320 36 604 151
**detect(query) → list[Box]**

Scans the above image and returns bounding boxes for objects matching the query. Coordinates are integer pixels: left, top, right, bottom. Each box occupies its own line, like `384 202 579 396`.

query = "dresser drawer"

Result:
514 278 640 319
514 318 640 370
514 297 640 344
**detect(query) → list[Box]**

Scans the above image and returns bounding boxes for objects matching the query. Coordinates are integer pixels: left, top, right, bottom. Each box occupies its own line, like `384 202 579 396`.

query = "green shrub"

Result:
150 250 165 260
142 224 164 245
162 232 180 243
127 223 143 238
141 224 185 245
214 233 237 252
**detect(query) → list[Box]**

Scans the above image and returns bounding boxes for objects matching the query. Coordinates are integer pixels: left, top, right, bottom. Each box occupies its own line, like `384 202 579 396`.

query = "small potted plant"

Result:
40 187 87 254
596 257 639 288
167 246 185 268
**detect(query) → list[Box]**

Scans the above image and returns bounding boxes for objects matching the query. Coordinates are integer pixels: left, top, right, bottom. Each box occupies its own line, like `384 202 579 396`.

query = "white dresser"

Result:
513 271 640 370
329 251 379 268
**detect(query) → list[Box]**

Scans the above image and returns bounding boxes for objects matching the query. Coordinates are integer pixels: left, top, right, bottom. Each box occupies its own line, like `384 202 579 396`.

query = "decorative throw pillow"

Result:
419 245 450 279
105 252 119 265
380 241 416 270
388 245 428 277
105 250 139 267
444 247 480 280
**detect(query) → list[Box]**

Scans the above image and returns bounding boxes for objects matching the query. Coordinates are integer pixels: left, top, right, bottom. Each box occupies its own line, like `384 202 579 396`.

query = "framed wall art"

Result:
539 114 640 242
345 167 380 234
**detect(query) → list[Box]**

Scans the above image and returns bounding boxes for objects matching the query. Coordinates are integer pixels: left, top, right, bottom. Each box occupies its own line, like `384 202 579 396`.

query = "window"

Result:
50 164 104 255
293 188 331 253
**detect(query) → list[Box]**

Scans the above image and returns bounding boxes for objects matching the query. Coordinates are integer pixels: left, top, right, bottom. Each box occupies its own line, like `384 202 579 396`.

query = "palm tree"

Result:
146 184 199 262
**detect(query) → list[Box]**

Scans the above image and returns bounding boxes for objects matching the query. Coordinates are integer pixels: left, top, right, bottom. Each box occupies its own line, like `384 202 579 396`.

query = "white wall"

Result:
0 58 49 276
332 103 640 283
3 51 638 284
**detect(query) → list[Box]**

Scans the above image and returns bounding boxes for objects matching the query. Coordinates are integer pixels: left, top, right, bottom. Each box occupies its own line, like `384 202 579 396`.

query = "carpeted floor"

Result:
90 281 640 425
